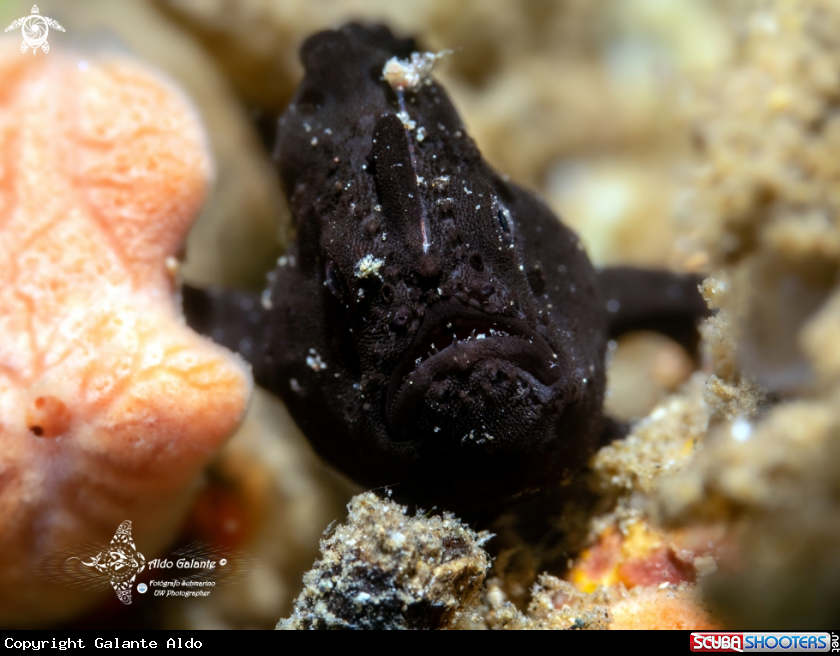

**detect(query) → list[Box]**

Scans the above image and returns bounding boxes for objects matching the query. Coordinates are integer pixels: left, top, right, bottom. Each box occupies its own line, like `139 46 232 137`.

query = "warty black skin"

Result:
183 24 708 514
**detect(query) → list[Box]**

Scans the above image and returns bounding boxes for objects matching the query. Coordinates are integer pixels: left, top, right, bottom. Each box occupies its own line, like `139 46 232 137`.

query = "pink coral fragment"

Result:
0 46 251 625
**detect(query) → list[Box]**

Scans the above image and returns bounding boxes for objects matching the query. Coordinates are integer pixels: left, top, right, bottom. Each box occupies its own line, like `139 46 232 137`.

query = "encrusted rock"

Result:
278 492 491 630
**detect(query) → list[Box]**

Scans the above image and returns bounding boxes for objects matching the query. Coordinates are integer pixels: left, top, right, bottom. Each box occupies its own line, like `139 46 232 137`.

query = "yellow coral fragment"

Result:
0 46 251 625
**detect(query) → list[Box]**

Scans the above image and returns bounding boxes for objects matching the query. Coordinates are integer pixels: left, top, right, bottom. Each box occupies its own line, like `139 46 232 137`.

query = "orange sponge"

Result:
0 46 251 625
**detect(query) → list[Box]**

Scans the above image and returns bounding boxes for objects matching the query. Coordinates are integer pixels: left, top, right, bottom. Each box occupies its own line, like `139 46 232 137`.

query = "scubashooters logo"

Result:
66 521 146 605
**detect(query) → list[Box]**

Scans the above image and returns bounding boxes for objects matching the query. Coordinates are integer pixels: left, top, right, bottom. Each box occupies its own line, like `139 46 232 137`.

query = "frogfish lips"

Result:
386 301 568 447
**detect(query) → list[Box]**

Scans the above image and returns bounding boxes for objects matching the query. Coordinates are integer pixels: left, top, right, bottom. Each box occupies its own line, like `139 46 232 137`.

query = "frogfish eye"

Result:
381 284 394 304
324 259 346 300
494 198 514 241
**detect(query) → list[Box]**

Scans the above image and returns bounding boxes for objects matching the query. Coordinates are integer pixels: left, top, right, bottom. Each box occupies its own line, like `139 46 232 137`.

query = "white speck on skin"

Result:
396 110 416 131
290 379 301 393
306 348 327 372
260 289 273 310
416 126 426 142
311 137 318 146
607 299 621 313
355 254 385 279
303 122 311 133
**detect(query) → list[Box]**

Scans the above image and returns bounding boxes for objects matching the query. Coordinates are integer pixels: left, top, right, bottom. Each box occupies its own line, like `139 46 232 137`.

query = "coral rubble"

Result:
655 0 840 628
278 493 491 630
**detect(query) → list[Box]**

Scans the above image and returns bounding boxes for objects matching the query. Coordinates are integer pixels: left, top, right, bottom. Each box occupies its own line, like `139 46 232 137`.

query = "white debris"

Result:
396 110 416 131
355 254 385 279
306 348 327 372
382 51 449 91
731 417 753 442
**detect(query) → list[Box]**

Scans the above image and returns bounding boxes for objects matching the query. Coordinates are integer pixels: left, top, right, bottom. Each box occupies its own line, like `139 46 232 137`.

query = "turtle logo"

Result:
66 521 146 605
4 5 65 55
